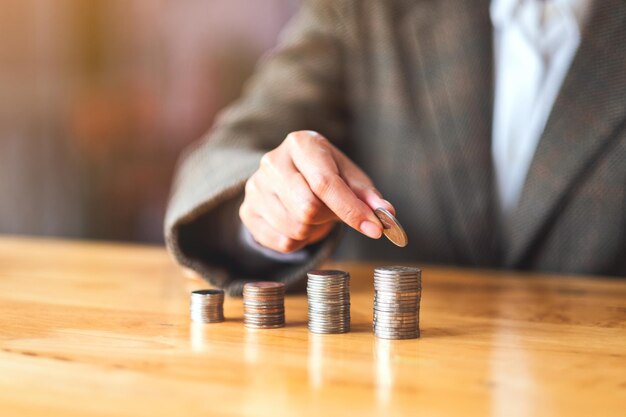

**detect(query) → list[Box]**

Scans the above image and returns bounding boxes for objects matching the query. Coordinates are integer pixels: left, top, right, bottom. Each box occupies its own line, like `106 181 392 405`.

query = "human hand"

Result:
240 130 395 253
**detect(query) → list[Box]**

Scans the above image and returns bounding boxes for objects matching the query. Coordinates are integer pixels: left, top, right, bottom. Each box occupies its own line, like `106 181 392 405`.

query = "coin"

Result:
307 270 351 334
243 281 285 329
374 208 408 247
190 289 225 323
372 266 421 340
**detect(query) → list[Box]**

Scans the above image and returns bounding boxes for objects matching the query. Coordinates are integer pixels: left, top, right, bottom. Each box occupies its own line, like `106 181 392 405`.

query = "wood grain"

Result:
0 236 624 417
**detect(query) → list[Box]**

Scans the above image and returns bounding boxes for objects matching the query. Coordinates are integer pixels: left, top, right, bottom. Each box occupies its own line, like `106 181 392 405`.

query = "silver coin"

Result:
307 269 349 277
309 325 350 330
374 323 419 330
374 284 420 290
374 297 420 305
374 265 420 274
307 282 349 288
373 309 418 316
373 276 420 283
374 326 420 333
306 270 351 335
306 294 350 301
245 323 285 329
372 265 423 339
307 278 349 284
243 303 285 308
308 322 351 328
307 284 350 290
190 289 225 323
373 279 420 286
306 289 350 295
307 299 350 305
374 209 408 247
308 311 350 318
373 305 419 312
191 289 225 297
243 312 285 318
242 281 287 328
307 305 350 311
373 274 420 281
308 316 350 321
308 321 351 328
308 318 350 323
309 328 350 334
308 312 351 318
375 291 421 298
308 322 350 328
243 319 285 324
374 284 420 291
308 311 350 317
308 282 348 286
374 308 418 314
307 286 350 292
374 300 419 306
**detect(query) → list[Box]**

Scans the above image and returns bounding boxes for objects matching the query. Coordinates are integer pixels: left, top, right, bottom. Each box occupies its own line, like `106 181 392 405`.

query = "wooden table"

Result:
0 236 624 417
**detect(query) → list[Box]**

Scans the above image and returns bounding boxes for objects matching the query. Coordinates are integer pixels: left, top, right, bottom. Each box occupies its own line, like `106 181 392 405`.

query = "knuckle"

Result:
285 131 304 147
259 153 271 169
286 130 324 148
238 203 251 223
291 222 311 241
276 236 297 253
312 132 329 146
297 198 321 223
259 151 276 171
341 205 361 225
309 172 333 195
244 177 256 195
361 185 379 195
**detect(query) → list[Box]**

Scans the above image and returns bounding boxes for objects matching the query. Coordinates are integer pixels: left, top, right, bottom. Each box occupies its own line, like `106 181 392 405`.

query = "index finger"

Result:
287 131 383 239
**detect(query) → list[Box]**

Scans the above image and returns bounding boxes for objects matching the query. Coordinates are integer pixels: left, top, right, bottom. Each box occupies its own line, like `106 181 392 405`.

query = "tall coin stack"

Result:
243 282 286 329
307 270 351 334
373 266 421 339
190 289 225 323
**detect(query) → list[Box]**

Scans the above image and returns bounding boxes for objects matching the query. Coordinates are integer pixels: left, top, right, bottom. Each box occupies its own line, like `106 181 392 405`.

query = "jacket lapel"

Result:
505 1 626 266
400 0 499 266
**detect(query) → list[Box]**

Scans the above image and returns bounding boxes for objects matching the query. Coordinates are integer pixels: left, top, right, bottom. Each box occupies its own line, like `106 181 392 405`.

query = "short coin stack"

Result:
190 289 225 323
373 266 421 339
243 282 286 329
307 270 351 334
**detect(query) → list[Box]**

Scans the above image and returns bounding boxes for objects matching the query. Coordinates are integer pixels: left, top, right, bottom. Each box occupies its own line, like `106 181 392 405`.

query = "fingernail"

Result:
362 189 388 210
382 199 396 215
360 220 382 239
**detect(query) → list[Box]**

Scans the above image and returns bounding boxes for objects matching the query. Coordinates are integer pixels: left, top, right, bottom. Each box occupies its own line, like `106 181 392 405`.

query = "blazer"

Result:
164 0 626 295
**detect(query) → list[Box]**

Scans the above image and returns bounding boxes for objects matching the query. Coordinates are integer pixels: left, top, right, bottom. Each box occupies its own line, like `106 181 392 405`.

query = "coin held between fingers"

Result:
375 207 408 247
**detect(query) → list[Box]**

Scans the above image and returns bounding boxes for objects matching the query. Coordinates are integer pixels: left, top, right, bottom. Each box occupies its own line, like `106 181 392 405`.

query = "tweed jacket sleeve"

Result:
164 0 349 295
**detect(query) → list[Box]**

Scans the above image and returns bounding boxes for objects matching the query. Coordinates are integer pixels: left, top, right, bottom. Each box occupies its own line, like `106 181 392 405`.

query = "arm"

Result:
164 0 351 295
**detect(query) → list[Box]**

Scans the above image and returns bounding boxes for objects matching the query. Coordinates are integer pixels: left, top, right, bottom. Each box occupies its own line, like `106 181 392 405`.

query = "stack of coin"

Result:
243 282 286 329
307 270 351 334
190 289 225 323
373 266 421 339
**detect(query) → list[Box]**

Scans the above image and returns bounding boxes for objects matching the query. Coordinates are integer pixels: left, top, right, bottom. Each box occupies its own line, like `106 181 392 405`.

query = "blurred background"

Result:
0 0 299 243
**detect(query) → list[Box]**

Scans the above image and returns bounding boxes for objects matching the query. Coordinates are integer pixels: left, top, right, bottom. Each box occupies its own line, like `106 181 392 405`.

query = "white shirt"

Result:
490 0 592 219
